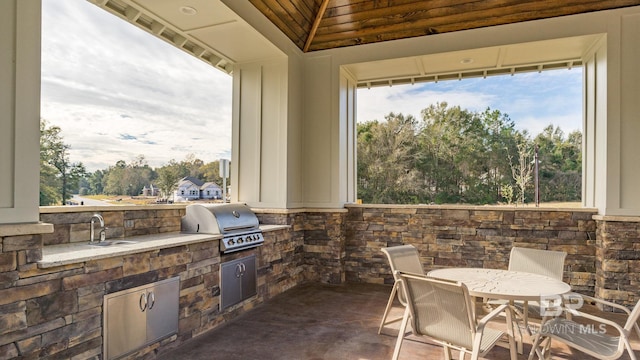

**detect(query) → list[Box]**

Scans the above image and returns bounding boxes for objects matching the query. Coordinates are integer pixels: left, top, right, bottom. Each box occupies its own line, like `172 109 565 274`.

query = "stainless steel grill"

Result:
181 203 264 253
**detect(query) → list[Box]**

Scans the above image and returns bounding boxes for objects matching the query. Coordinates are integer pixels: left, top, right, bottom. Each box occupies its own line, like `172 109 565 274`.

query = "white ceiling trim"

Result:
87 0 234 73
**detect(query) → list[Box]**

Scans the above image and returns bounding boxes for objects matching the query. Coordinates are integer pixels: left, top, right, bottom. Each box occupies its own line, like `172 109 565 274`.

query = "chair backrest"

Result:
381 245 425 281
399 272 476 350
508 247 567 280
381 245 425 305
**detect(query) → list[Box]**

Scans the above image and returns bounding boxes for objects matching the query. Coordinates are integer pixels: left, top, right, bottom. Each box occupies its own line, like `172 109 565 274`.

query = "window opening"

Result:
356 69 583 207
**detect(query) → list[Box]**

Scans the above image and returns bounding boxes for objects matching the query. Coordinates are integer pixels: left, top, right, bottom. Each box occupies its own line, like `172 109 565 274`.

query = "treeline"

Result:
40 119 226 206
79 154 225 198
41 105 581 207
357 102 581 205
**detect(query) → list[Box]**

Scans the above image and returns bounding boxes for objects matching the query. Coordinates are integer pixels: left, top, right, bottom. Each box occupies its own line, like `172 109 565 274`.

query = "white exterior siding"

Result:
201 183 222 199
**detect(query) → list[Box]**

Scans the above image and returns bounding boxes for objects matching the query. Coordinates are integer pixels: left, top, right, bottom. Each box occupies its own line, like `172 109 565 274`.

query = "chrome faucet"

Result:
90 213 106 243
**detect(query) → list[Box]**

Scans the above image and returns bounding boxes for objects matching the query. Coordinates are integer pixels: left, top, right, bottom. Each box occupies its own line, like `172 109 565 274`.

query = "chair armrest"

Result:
578 294 632 315
569 293 640 339
477 303 510 330
561 309 628 337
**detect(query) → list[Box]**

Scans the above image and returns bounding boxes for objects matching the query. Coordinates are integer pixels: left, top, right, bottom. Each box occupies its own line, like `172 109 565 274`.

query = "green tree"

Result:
104 160 127 195
40 161 59 206
534 125 582 202
103 156 156 196
40 119 87 205
200 160 224 184
356 103 577 206
417 103 516 204
88 169 105 195
156 159 190 200
357 113 422 203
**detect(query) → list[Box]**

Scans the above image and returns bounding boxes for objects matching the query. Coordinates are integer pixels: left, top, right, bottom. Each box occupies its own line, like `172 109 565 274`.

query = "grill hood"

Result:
181 203 264 253
181 203 259 235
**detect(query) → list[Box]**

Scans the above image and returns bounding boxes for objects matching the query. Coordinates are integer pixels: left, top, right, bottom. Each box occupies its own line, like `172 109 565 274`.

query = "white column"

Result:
0 0 41 224
585 12 640 216
231 57 305 208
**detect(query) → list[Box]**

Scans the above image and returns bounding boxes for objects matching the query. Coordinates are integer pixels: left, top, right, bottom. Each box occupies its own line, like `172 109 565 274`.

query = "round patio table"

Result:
428 267 573 359
427 267 572 301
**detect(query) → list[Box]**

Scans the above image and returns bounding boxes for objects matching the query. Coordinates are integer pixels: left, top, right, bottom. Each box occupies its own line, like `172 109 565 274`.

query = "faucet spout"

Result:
90 214 105 243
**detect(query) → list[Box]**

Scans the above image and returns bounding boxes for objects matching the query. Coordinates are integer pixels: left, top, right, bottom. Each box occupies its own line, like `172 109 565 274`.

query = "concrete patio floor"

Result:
159 282 640 360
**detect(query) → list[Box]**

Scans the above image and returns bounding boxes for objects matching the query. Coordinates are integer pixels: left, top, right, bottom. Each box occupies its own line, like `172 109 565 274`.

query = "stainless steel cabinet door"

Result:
241 256 257 299
221 259 243 309
221 255 257 310
104 289 147 360
146 278 179 342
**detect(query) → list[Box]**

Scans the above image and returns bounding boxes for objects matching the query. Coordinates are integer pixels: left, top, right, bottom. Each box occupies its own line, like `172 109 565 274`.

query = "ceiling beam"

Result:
303 0 330 52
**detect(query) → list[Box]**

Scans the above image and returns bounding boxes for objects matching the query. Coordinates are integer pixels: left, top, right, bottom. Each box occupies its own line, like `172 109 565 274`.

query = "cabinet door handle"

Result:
235 263 242 278
148 291 156 310
241 263 246 275
139 292 148 312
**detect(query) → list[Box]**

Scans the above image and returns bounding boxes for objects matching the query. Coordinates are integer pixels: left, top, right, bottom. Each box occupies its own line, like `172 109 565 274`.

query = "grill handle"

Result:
223 225 255 232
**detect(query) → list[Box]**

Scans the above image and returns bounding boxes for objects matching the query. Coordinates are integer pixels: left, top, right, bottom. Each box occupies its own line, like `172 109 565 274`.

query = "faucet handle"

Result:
100 228 108 242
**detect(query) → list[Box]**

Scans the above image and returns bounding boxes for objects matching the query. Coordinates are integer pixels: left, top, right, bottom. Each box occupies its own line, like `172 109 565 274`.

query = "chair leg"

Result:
391 307 410 360
504 307 518 360
624 338 637 360
379 282 399 334
528 332 549 360
542 338 552 360
443 346 452 360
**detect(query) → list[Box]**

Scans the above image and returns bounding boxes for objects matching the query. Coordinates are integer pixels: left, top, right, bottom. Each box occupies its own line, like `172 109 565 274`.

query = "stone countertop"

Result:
38 224 290 269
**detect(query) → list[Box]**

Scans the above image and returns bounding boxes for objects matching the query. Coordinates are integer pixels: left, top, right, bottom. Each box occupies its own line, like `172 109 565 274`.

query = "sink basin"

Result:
89 240 139 246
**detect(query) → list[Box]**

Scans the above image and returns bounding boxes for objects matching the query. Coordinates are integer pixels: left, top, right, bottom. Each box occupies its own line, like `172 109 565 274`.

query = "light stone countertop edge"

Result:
38 224 290 269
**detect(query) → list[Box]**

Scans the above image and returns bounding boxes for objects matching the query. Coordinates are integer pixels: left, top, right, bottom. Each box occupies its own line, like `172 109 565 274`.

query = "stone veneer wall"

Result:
344 205 599 295
39 207 184 245
255 209 347 284
594 217 640 308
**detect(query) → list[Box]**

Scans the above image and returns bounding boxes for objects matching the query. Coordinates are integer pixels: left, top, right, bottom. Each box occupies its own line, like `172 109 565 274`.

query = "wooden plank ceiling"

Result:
248 0 640 52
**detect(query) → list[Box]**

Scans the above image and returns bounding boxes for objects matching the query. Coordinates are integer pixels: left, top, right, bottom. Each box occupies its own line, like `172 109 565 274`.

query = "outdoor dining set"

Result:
379 245 640 360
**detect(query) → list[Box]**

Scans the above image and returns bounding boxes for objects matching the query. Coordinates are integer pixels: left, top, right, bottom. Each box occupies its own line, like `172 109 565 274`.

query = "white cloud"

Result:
41 0 232 172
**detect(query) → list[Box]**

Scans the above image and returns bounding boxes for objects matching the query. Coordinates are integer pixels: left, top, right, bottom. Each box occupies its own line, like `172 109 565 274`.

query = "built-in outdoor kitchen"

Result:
0 204 309 359
3 200 627 359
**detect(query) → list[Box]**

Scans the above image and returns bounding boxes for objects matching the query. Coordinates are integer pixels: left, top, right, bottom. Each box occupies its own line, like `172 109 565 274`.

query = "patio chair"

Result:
487 247 567 322
508 246 567 280
508 247 567 324
484 247 567 353
378 245 425 334
528 296 640 360
393 271 517 360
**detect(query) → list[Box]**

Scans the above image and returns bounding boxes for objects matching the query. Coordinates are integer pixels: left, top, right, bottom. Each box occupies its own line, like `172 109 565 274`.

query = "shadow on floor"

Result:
158 282 639 360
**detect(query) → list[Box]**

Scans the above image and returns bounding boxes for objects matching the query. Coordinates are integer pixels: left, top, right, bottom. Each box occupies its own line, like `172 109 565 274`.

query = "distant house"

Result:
141 184 159 197
174 177 222 201
201 182 222 199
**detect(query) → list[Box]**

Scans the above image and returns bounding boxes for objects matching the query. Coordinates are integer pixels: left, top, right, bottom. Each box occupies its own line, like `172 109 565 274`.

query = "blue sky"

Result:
41 1 582 172
357 69 583 136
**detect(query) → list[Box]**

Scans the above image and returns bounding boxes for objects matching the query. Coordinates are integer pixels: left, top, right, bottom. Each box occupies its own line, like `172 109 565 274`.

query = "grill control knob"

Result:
228 239 235 245
237 237 244 244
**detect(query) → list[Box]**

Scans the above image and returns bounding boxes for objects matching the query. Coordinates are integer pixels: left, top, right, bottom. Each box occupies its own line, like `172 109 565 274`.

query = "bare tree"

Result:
508 136 534 205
